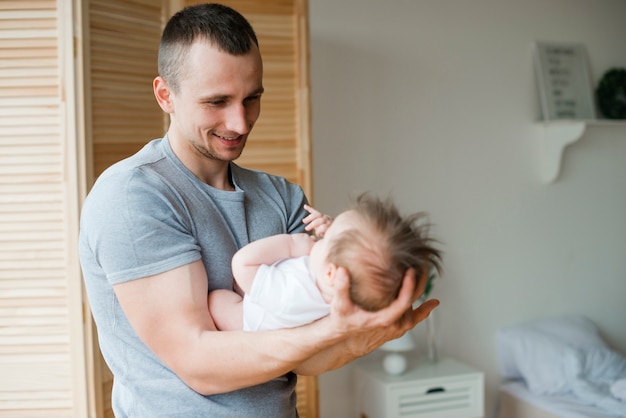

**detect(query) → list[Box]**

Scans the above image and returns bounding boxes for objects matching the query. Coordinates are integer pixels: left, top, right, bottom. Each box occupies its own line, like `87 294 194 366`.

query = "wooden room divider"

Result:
0 0 315 416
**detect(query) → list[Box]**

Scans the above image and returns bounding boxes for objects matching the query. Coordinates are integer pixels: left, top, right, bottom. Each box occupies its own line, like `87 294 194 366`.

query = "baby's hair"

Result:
327 193 442 311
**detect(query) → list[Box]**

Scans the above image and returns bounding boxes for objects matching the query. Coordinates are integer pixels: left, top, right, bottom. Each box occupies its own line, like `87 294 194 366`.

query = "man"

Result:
79 3 439 417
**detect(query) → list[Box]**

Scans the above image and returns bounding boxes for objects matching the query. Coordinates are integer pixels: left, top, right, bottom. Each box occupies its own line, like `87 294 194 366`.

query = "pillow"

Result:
496 315 606 382
503 328 581 394
497 314 626 414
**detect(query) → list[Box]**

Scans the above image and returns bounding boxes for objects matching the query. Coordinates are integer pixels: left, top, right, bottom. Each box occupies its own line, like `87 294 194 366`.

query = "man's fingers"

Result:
342 270 415 331
395 268 417 306
331 266 351 313
409 298 440 327
412 269 428 300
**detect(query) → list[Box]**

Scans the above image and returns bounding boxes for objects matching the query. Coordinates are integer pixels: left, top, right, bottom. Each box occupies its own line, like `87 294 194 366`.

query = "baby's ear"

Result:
326 263 338 286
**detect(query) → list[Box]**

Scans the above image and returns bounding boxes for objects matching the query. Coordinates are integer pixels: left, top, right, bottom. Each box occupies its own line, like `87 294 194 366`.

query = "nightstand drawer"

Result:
390 376 483 417
354 357 484 418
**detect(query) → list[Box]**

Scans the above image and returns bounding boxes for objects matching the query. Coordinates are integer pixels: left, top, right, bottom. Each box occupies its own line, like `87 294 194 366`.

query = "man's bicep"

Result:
113 260 216 367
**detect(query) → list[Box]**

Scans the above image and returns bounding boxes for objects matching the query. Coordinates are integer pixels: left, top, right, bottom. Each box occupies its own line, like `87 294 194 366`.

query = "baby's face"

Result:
309 210 359 282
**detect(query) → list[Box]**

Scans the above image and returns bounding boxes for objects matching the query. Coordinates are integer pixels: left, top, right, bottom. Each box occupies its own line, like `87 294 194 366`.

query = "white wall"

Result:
308 0 626 417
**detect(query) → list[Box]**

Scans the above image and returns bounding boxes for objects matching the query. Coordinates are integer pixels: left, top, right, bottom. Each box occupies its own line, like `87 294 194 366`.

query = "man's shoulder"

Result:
97 139 165 179
85 139 172 207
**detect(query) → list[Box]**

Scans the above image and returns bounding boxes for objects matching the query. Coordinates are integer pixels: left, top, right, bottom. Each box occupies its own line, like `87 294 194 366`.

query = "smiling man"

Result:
78 3 438 417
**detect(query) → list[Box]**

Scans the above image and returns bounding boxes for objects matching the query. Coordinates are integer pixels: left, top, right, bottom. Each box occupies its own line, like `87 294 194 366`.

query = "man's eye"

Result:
208 100 226 106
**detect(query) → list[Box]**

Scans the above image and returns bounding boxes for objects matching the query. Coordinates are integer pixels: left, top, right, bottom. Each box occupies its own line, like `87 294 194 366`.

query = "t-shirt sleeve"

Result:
81 169 201 285
285 182 309 234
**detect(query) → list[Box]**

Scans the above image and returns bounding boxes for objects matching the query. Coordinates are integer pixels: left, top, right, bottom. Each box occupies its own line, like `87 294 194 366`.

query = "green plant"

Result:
597 68 626 119
421 265 438 301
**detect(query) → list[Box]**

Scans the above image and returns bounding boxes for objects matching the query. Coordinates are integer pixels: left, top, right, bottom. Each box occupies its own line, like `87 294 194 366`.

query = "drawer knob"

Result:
426 387 445 394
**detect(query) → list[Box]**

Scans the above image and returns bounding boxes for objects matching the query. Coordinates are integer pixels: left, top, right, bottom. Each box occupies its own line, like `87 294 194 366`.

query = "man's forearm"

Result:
292 325 397 376
292 339 358 375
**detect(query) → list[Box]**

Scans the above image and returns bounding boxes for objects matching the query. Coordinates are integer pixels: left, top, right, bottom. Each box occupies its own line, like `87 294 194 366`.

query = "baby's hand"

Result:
303 204 333 239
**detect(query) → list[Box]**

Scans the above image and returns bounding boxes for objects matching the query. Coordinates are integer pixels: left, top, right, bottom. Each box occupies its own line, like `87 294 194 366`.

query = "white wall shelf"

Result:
536 119 626 183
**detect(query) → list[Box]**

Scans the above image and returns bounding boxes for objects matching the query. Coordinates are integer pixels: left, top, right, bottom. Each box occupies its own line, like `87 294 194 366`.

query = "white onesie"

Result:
243 256 330 331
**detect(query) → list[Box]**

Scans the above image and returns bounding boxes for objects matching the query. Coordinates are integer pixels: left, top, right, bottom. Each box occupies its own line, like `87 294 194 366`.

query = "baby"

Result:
208 193 442 331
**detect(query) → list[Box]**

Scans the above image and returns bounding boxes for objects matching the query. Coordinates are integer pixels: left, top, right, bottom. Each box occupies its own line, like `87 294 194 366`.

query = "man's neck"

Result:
167 133 235 191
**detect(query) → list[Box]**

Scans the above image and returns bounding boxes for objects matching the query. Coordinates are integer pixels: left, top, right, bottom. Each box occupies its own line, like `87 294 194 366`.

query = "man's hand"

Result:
329 266 439 357
293 266 439 375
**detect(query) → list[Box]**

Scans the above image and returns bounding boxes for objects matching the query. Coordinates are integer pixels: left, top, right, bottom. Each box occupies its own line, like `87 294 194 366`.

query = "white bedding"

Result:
499 380 619 418
496 315 626 417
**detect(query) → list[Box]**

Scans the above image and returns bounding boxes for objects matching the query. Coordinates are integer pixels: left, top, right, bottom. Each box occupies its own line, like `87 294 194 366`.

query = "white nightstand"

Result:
353 356 484 418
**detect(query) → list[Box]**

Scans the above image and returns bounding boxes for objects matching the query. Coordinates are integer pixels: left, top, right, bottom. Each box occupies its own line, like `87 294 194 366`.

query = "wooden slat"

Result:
0 2 55 12
0 0 81 416
89 0 165 178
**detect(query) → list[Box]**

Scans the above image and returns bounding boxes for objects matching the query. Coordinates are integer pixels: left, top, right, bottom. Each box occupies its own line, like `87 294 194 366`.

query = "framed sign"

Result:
533 42 596 121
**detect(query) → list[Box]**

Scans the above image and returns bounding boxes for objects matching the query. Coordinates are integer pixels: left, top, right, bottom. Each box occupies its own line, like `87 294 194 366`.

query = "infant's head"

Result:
310 193 441 311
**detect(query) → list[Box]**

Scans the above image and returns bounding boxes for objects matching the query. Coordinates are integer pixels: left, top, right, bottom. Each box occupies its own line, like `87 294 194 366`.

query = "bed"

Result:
497 380 621 418
495 315 626 418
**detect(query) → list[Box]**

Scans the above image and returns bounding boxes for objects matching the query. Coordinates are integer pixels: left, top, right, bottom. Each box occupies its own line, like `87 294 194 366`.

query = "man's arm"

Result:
115 257 353 395
231 233 314 293
115 259 323 395
115 259 432 395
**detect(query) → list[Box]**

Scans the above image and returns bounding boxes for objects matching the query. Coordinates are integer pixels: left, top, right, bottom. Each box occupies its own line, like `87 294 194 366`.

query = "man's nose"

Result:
224 104 249 135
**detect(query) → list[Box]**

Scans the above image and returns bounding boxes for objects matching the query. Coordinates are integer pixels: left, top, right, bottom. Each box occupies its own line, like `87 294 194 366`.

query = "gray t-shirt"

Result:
79 136 307 417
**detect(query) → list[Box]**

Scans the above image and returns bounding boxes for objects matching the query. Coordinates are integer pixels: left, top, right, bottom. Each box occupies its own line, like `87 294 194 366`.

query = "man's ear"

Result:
153 76 174 113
